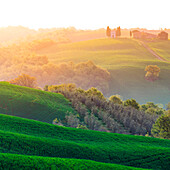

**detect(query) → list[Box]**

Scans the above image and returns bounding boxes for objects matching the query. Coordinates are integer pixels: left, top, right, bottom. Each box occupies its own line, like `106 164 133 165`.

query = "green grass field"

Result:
0 113 169 169
37 38 157 66
0 82 76 123
35 38 170 106
0 153 146 170
147 40 170 61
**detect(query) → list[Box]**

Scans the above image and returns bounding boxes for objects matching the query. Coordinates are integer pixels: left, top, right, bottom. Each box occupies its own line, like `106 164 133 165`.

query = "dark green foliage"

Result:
0 153 145 170
0 114 169 169
0 82 76 123
152 112 170 139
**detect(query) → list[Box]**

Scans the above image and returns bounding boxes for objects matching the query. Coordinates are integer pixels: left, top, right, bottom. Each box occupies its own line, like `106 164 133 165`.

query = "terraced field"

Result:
0 113 169 169
0 82 76 123
35 38 170 106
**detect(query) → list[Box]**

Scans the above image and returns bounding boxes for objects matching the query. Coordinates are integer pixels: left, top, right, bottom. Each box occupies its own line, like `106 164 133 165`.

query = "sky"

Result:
0 0 169 30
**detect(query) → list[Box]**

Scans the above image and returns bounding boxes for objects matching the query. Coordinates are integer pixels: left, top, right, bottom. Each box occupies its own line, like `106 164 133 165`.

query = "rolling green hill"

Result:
0 153 145 170
35 38 170 106
0 82 76 123
0 113 169 169
147 40 170 61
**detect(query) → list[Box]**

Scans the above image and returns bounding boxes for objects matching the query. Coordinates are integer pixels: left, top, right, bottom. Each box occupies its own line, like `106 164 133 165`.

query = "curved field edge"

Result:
0 114 169 169
0 153 146 170
0 82 76 123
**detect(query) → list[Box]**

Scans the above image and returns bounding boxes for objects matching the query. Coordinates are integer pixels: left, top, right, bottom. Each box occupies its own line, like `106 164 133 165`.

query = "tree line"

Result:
3 58 110 95
8 73 169 139
47 84 169 138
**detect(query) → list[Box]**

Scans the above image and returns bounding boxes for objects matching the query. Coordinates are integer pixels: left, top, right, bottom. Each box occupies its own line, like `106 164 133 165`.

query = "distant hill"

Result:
35 38 170 106
0 113 169 169
0 26 106 46
0 82 76 123
0 31 169 106
0 26 36 45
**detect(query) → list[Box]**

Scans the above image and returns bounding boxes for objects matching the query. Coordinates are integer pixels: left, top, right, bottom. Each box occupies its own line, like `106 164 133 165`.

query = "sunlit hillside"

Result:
1 0 170 169
147 40 170 61
35 38 170 106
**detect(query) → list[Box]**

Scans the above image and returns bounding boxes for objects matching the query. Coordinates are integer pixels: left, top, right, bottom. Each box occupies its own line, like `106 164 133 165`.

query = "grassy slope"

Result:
36 38 170 106
0 82 76 123
0 154 145 170
0 114 169 169
147 40 170 61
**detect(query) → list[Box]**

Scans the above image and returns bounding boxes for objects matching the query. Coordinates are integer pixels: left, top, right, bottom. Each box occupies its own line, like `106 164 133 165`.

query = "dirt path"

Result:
134 39 168 62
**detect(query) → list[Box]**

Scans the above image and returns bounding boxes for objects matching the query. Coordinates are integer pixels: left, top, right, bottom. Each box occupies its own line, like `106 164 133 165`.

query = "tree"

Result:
141 102 165 115
116 26 121 36
145 65 160 81
86 87 105 100
151 112 170 139
65 114 80 128
106 26 111 37
130 31 132 37
9 74 37 88
124 99 140 110
67 83 76 92
109 95 123 104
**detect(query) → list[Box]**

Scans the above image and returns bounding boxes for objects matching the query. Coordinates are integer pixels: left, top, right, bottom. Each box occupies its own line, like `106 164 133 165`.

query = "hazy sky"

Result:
0 0 169 30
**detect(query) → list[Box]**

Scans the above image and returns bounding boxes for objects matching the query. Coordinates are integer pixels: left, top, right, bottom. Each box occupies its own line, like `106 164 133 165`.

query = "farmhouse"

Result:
132 30 142 39
111 30 116 38
132 30 168 40
158 31 168 40
106 26 121 38
132 30 157 39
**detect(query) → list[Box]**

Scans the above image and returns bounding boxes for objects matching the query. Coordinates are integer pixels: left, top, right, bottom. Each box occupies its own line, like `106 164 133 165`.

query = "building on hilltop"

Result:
158 31 168 40
132 30 142 39
106 26 121 38
132 30 168 40
132 30 157 39
111 30 116 38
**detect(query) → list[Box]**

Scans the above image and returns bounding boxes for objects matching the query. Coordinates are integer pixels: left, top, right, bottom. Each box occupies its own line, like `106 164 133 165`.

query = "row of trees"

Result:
48 84 165 136
6 59 110 95
8 73 169 138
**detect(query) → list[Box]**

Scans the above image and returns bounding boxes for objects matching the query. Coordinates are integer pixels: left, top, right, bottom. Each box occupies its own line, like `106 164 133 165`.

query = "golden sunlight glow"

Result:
0 0 169 30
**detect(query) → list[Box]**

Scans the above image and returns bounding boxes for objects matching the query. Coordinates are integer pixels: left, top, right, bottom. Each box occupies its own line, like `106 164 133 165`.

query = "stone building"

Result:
158 31 168 40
